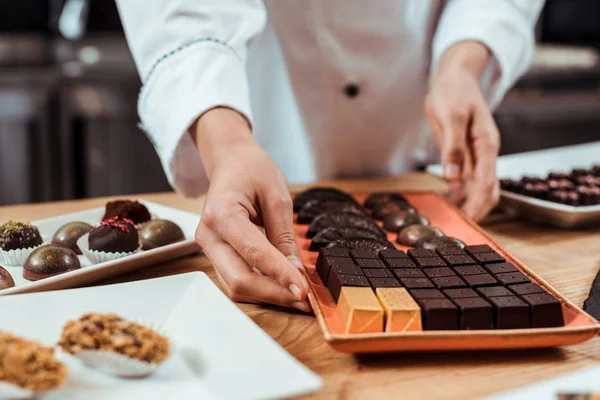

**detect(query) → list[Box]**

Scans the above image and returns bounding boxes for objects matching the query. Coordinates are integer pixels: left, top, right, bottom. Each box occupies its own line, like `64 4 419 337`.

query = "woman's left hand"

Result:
425 40 501 222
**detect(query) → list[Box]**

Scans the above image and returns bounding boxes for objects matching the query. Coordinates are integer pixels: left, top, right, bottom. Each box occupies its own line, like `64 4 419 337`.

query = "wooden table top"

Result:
2 173 599 400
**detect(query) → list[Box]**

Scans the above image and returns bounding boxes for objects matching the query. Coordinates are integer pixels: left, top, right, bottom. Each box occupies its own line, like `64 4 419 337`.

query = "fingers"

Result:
461 102 501 221
196 223 311 312
202 202 309 300
436 104 470 182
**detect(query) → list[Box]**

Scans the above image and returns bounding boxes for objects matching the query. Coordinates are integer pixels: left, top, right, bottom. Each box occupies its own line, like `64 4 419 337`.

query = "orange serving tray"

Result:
294 191 600 353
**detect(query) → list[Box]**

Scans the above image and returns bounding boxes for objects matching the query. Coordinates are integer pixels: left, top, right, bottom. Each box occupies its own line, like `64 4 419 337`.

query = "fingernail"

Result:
444 163 461 180
289 284 302 300
287 255 303 269
292 301 311 313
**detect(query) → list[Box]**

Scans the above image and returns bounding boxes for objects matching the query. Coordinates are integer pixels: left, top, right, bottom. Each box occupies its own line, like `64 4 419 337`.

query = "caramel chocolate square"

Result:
410 289 446 299
413 257 446 268
415 298 458 330
454 265 486 276
521 293 563 328
485 262 519 275
424 267 456 278
496 272 531 285
509 282 545 296
442 254 476 266
385 258 417 269
452 297 494 330
376 288 423 332
462 273 498 288
336 287 384 334
368 277 401 288
431 276 466 290
471 252 506 265
399 277 434 289
408 249 437 258
392 268 425 279
355 258 387 269
488 296 530 329
379 249 408 259
363 269 393 278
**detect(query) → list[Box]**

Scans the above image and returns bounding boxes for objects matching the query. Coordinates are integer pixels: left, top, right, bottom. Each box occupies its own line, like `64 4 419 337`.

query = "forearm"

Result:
435 40 491 81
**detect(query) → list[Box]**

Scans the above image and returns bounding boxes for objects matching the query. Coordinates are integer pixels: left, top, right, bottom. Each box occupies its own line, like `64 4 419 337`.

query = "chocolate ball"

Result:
0 221 43 251
415 236 466 250
52 222 92 255
23 244 81 281
0 266 15 290
382 211 428 233
102 200 151 225
363 192 407 210
140 220 185 250
89 217 139 253
396 224 443 246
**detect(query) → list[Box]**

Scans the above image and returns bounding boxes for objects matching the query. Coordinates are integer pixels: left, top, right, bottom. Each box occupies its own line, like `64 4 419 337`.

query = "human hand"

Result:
191 108 311 312
425 40 501 222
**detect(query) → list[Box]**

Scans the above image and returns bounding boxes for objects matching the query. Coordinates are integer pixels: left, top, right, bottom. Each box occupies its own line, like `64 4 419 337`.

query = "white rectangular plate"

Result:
1 200 202 295
0 273 322 400
426 141 600 228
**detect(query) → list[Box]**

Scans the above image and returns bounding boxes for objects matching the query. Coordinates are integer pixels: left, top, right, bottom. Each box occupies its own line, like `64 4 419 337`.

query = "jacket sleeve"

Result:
432 0 545 108
115 0 267 196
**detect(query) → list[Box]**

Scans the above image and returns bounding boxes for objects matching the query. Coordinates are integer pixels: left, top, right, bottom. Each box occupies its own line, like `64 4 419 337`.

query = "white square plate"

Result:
1 200 202 295
426 142 600 228
0 272 322 399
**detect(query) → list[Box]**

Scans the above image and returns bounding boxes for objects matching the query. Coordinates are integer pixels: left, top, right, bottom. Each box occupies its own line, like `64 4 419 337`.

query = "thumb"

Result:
439 110 470 181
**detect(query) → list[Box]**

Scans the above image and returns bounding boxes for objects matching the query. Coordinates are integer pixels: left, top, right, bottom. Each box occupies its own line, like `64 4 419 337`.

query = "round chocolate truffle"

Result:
140 219 185 250
396 224 443 246
0 221 43 251
382 211 428 233
0 265 15 290
23 244 81 281
52 222 92 255
89 217 139 253
414 236 466 250
102 200 151 225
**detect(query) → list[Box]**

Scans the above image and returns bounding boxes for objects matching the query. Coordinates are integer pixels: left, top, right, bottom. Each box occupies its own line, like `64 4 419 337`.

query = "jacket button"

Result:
344 84 360 98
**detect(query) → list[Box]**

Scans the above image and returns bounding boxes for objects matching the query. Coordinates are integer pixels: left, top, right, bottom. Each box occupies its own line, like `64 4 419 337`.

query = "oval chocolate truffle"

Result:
0 265 15 290
140 219 185 250
382 211 428 233
371 201 415 221
415 236 466 250
89 217 139 253
0 221 43 251
363 192 408 210
52 222 92 255
396 224 443 246
23 244 81 281
297 199 364 224
293 187 355 212
306 212 385 239
309 226 383 251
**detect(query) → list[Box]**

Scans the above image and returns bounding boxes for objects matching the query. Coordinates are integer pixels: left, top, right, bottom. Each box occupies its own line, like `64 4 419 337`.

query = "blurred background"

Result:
0 0 599 206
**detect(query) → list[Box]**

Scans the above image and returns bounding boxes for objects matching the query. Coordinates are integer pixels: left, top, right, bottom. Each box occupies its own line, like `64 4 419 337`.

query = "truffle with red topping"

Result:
88 217 139 253
102 200 151 225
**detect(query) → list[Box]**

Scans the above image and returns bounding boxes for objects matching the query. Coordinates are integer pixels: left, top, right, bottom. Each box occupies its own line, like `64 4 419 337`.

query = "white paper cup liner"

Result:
0 244 42 266
0 381 33 400
77 233 140 264
64 319 170 378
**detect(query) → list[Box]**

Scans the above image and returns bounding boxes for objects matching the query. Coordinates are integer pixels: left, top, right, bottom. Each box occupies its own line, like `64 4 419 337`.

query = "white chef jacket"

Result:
116 0 544 197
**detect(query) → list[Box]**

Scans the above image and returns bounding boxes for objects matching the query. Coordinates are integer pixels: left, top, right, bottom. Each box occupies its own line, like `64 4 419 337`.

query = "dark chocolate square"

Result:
363 269 394 278
454 265 486 276
385 258 417 269
321 247 351 258
330 261 363 276
355 258 387 269
431 276 466 290
488 296 530 329
410 289 446 299
416 298 459 330
424 267 456 278
452 297 494 330
368 277 401 288
436 247 467 256
316 255 356 286
392 268 426 279
496 272 531 286
509 283 545 296
464 244 494 254
462 273 498 288
327 273 370 302
476 286 513 298
408 248 437 258
485 262 519 275
379 248 408 259
351 249 380 259
413 257 446 268
520 293 563 328
442 254 476 266
472 252 506 265
399 277 434 289
443 288 479 299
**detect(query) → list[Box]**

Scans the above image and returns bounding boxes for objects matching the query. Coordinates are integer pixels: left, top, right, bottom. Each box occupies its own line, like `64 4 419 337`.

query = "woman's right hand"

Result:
191 108 311 312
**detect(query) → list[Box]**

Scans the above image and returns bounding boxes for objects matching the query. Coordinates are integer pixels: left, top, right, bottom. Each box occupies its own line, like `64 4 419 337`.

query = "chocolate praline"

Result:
103 200 151 225
140 219 185 250
89 217 139 253
371 201 415 220
414 236 466 250
396 224 443 246
363 192 408 210
23 244 81 281
52 222 92 255
0 265 15 290
293 187 354 212
0 221 43 251
382 211 428 233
